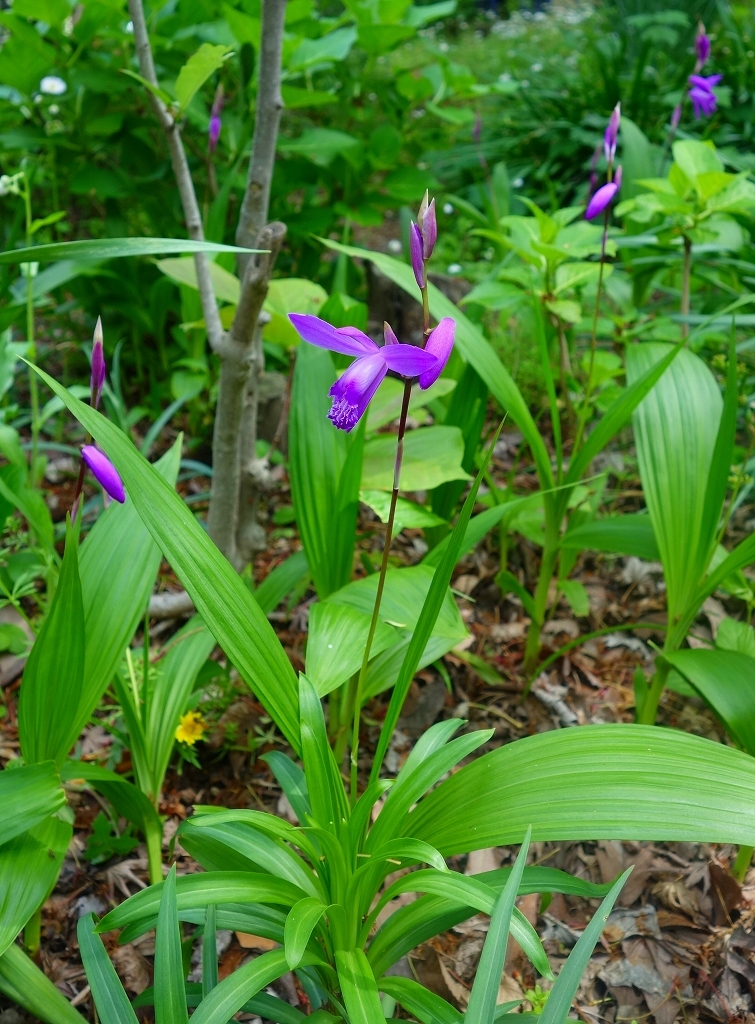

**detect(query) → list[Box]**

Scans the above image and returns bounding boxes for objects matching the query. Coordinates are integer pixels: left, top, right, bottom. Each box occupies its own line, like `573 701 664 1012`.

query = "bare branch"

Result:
236 0 286 278
127 0 224 353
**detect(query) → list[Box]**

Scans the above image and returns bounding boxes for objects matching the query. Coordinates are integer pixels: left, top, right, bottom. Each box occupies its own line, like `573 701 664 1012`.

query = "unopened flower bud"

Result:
613 164 623 190
410 221 425 289
604 102 621 165
695 24 711 67
90 316 105 408
671 103 682 129
81 445 125 503
417 190 438 260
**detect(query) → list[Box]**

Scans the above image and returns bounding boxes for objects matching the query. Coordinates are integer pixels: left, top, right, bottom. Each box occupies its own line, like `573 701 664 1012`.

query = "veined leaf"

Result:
25 364 301 753
405 725 755 854
335 949 385 1024
175 44 233 113
561 514 659 561
155 866 188 1024
261 751 312 824
253 550 309 616
379 977 461 1024
299 674 349 833
284 897 327 969
78 914 139 1024
306 602 398 697
0 238 260 264
0 761 66 847
0 942 86 1024
191 950 318 1024
61 761 162 840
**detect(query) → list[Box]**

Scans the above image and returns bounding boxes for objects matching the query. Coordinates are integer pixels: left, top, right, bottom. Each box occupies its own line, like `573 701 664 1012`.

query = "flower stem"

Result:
349 378 412 803
681 235 692 340
573 209 609 456
21 176 40 486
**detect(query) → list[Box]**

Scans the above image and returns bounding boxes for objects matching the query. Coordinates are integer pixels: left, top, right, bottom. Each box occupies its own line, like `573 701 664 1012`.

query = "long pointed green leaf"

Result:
335 949 386 1024
405 724 755 854
26 363 301 753
19 518 84 765
202 904 218 999
78 914 139 1024
191 949 310 1024
322 240 554 491
61 760 162 838
371 425 501 783
0 942 87 1024
0 238 261 264
284 897 327 969
261 751 312 824
155 866 189 1024
561 514 659 561
466 829 531 1024
379 977 461 1024
0 761 66 846
299 674 349 832
537 869 630 1024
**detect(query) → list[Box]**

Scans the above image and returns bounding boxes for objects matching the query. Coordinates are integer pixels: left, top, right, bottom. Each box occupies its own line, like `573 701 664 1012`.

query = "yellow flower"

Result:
175 711 207 746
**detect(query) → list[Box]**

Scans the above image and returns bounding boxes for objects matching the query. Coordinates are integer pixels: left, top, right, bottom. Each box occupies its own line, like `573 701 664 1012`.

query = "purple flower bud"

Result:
410 221 425 289
421 199 437 259
81 445 125 503
585 181 618 221
671 103 682 129
473 112 482 146
603 102 621 165
208 84 224 154
90 316 105 408
613 165 623 190
695 25 711 67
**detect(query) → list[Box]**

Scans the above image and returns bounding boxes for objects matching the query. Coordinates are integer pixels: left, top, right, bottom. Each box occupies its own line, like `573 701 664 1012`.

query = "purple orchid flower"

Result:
81 445 125 503
604 103 621 165
410 221 425 289
288 314 455 431
585 175 620 221
695 26 711 67
208 85 224 154
417 191 437 259
90 316 105 409
688 74 722 119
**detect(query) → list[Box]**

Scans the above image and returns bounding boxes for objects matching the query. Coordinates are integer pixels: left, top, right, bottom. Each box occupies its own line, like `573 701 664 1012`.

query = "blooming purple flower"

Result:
695 27 711 67
603 103 621 165
410 221 425 289
288 314 453 431
81 445 125 503
585 180 619 221
90 316 105 408
688 74 722 119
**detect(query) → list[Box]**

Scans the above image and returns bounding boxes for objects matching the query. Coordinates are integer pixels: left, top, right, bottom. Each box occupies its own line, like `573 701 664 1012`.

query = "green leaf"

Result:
203 903 218 999
284 897 327 969
626 344 721 626
0 942 86 1024
362 426 470 491
26 363 301 753
191 949 310 1024
0 761 66 846
466 830 531 1023
97 872 306 933
538 874 630 1023
0 474 54 552
156 257 241 305
261 751 312 824
663 649 755 756
76 439 182 753
321 241 554 493
0 817 71 957
423 504 510 569
558 579 590 617
371 425 501 782
175 44 233 113
289 343 362 598
335 949 386 1024
306 602 398 697
360 491 446 533
19 519 84 766
254 550 310 615
299 674 349 832
379 977 460 1024
405 724 755 854
0 238 260 264
561 515 659 560
155 866 188 1024
717 618 755 658
279 128 361 167
78 914 139 1024
672 139 723 182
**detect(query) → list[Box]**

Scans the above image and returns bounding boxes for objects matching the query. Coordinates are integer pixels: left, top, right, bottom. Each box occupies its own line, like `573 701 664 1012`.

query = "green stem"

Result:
349 379 412 804
681 235 692 341
23 906 41 956
144 816 164 886
636 659 670 725
733 845 753 883
573 210 609 456
522 543 559 676
22 178 39 485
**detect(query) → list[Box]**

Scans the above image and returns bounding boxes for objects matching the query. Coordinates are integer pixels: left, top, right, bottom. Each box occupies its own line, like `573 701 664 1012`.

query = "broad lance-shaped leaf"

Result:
26 363 301 753
0 238 261 264
336 949 386 1024
0 817 71 958
155 867 188 1024
75 438 182 752
19 517 84 766
0 761 66 847
78 914 139 1024
0 943 87 1024
404 725 755 854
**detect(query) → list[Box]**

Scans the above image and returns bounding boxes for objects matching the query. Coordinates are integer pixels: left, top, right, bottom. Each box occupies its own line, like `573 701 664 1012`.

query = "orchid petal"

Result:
419 318 455 389
328 354 387 432
382 343 438 378
585 181 618 221
384 322 399 346
81 445 126 503
410 222 424 289
288 314 378 357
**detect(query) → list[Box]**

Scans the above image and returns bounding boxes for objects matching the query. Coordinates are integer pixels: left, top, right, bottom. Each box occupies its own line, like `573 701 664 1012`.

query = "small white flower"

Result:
39 76 67 96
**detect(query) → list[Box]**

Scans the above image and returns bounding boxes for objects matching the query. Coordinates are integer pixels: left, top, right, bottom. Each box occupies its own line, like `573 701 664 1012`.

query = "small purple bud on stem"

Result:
613 165 623 190
208 84 224 154
81 445 125 504
410 221 425 289
90 316 105 409
585 180 618 221
695 24 711 67
671 103 682 129
603 102 621 165
417 191 438 259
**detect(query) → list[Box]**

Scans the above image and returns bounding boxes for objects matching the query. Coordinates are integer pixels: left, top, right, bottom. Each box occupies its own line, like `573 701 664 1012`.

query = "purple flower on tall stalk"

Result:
410 190 438 288
288 314 454 431
208 85 224 154
604 103 620 165
90 316 105 409
81 445 125 504
695 24 711 68
688 74 722 119
585 165 622 221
